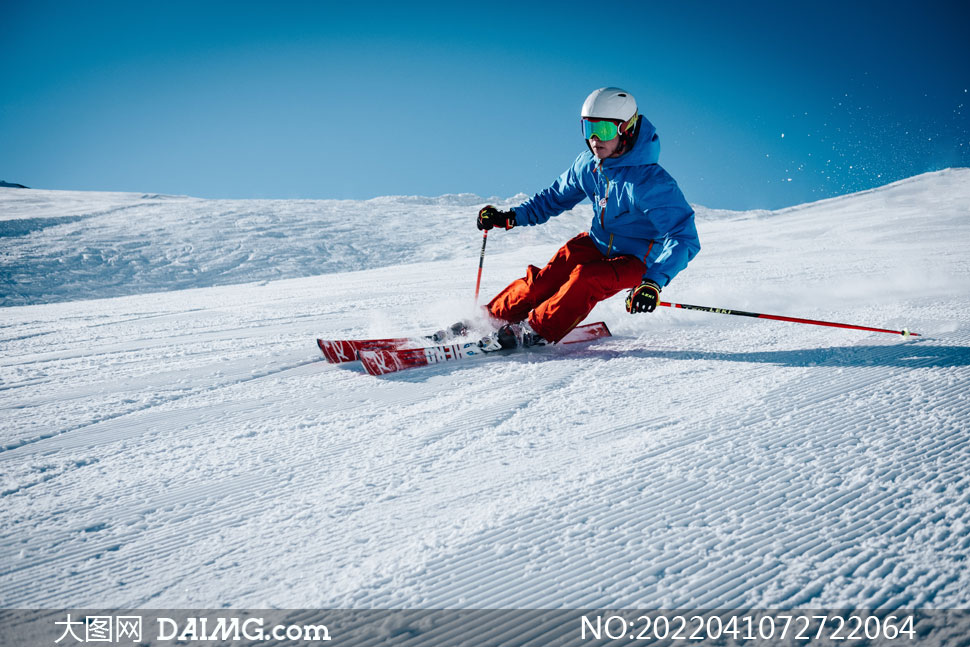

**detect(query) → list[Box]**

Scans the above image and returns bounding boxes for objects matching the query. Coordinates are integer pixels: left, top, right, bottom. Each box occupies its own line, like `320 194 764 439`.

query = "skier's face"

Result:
588 134 622 159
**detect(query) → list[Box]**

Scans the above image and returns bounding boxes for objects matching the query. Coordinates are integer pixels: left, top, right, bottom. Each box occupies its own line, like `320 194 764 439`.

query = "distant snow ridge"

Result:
1 169 968 306
0 189 575 306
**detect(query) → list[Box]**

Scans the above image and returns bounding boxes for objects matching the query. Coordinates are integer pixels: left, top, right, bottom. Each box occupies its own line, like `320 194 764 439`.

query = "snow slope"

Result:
1 169 969 610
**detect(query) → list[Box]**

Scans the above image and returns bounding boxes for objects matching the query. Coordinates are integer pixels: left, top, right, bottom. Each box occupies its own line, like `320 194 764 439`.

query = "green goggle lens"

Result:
582 119 620 141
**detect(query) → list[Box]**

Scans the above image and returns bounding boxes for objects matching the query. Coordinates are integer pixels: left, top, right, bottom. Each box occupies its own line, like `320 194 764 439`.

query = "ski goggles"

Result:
582 118 623 141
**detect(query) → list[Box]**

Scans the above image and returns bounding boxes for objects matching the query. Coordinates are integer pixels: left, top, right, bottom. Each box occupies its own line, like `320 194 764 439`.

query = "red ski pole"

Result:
474 230 488 305
658 301 920 337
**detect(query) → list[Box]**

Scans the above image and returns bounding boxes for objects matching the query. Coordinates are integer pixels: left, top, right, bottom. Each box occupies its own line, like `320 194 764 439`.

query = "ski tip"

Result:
316 339 333 363
358 351 377 375
317 339 358 364
561 321 612 344
317 339 339 363
357 349 396 376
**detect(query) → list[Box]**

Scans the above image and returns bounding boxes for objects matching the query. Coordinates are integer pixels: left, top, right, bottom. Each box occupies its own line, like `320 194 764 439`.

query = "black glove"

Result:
625 280 661 313
477 205 516 231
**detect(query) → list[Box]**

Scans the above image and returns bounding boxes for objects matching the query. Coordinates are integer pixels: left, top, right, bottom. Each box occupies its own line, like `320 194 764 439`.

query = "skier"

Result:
476 87 701 350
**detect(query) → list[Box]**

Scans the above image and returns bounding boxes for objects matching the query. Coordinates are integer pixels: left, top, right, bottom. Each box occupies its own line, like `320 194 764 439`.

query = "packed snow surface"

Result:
1 169 969 609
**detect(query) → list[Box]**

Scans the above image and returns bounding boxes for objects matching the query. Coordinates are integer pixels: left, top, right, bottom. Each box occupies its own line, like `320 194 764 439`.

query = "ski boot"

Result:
478 322 546 352
429 321 470 343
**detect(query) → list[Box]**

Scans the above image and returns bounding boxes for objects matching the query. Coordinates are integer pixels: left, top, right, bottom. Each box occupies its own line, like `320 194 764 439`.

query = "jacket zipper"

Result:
597 163 614 257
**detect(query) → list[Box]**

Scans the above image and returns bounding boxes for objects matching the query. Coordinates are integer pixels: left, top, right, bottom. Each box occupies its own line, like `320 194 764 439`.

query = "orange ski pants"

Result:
487 233 647 343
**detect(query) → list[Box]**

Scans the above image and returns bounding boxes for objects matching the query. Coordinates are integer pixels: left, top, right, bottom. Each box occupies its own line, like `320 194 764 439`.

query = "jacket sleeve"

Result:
512 157 587 226
642 208 701 288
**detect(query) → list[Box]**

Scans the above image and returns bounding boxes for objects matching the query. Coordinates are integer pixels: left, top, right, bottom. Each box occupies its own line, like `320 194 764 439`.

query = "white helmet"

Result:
581 87 638 122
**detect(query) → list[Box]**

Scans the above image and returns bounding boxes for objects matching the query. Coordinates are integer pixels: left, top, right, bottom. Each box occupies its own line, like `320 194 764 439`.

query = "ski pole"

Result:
474 230 488 305
658 301 920 337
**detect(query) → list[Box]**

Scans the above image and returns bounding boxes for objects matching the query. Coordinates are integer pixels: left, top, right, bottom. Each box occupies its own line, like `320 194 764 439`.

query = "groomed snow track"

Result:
1 170 969 609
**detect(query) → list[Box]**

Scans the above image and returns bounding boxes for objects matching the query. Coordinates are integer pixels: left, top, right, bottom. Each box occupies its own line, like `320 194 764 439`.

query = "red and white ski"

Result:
317 323 471 363
358 322 611 376
316 336 417 364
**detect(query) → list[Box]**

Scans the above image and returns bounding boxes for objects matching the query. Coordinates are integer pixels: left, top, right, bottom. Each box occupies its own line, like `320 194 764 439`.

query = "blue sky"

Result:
2 1 968 210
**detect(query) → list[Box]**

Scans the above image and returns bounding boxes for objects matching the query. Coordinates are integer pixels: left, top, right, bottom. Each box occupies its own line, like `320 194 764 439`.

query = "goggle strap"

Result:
620 112 638 135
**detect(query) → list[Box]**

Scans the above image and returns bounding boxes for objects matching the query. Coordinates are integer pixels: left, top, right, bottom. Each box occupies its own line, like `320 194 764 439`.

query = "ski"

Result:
316 322 471 364
317 336 416 364
358 322 611 376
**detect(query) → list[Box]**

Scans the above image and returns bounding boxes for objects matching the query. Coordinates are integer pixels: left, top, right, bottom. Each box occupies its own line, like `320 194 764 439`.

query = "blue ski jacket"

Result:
511 117 700 287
